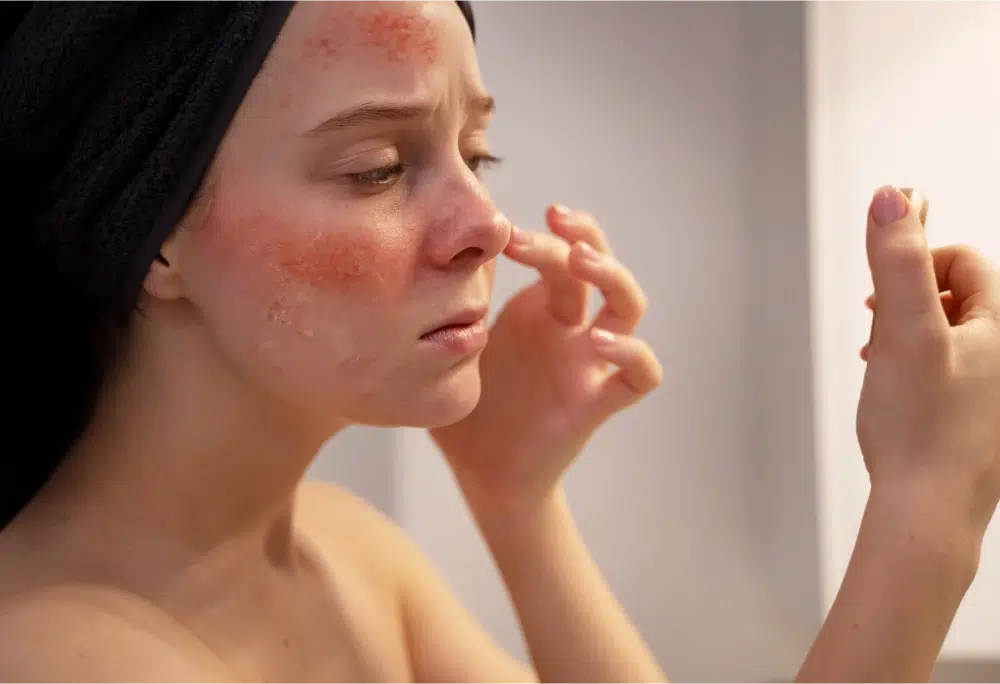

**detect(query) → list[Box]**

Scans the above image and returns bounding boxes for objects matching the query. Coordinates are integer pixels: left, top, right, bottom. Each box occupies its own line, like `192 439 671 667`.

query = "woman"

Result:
2 2 999 682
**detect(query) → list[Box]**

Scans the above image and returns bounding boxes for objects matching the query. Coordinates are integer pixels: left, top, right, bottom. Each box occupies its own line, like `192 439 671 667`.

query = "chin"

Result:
346 355 484 429
408 358 484 428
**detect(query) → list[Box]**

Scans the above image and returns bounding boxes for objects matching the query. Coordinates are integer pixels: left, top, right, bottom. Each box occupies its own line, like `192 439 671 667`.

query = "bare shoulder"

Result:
0 585 233 682
296 480 422 573
297 481 535 683
297 479 398 531
295 479 452 600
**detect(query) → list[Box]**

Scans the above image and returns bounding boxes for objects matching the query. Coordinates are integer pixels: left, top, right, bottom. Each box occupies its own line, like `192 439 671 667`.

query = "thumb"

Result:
866 185 947 341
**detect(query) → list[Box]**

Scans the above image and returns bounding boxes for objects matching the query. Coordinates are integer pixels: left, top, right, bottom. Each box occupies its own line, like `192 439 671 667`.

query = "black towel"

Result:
1 2 473 318
0 1 476 527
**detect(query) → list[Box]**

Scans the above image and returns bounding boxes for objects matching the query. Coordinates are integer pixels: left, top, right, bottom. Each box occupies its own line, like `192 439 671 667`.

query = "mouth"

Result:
421 305 489 338
419 305 490 355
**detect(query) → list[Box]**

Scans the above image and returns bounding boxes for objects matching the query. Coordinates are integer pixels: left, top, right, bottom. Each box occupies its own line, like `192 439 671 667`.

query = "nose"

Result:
422 168 511 271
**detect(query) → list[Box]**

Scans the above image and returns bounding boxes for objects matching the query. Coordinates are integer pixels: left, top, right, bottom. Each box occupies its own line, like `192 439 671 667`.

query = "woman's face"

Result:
167 1 508 429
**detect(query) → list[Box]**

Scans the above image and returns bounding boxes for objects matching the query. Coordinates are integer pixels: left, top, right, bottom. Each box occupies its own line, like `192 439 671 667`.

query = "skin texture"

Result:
0 2 520 680
2 3 1000 683
0 2 665 681
172 1 509 431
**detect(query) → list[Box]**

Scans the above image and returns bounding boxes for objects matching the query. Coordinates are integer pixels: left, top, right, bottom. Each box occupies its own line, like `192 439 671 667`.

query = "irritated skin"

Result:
0 5 990 684
2 3 652 683
170 0 507 431
316 5 442 66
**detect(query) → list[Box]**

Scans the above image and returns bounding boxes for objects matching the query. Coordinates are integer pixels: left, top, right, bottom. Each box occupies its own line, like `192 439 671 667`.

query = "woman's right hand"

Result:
858 184 1000 547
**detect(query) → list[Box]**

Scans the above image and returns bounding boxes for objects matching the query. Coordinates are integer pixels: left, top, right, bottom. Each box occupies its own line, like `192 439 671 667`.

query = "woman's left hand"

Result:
430 205 662 516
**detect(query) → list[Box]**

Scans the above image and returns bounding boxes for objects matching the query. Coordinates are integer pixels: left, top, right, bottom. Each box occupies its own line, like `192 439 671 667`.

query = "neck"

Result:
25 313 343 586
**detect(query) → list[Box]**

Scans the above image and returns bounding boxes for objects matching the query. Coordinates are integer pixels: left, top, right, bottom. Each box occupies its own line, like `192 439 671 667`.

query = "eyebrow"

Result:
305 95 496 136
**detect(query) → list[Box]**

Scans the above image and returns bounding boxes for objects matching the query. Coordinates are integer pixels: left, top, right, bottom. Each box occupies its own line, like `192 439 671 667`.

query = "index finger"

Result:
546 205 613 255
504 226 589 325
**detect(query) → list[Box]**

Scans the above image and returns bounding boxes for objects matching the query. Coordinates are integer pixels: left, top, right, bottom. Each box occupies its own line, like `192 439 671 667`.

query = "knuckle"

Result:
568 209 614 252
631 289 649 319
539 232 570 259
640 348 664 391
952 241 991 271
605 258 645 304
574 210 599 228
900 317 951 360
577 212 607 240
953 242 985 261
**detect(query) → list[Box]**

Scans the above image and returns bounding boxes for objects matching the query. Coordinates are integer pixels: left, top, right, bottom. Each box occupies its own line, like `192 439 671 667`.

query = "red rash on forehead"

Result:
300 6 439 69
357 8 439 65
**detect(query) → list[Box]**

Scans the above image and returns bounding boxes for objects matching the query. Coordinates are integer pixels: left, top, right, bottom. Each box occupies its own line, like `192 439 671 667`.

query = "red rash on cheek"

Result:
265 226 384 290
201 200 405 294
195 176 414 346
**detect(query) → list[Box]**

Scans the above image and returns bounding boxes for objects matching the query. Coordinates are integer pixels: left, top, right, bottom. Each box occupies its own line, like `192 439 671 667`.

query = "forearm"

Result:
468 486 667 683
797 488 980 682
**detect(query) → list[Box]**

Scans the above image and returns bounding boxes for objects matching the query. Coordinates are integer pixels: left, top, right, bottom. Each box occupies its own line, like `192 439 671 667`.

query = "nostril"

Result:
452 246 484 263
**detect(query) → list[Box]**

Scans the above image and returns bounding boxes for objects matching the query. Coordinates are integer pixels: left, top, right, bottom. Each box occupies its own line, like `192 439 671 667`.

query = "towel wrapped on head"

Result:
0 1 476 526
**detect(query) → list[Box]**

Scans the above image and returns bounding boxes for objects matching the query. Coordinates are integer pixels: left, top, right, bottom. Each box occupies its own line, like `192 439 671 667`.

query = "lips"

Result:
420 305 488 338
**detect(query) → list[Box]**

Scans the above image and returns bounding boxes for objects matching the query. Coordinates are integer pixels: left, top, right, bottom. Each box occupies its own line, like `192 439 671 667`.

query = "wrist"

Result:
799 488 981 682
451 460 565 526
464 485 586 607
461 480 570 545
869 457 1000 532
864 482 982 590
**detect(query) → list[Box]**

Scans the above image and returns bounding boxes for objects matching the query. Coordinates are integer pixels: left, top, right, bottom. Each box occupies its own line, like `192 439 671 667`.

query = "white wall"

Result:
308 1 1000 681
806 0 1000 661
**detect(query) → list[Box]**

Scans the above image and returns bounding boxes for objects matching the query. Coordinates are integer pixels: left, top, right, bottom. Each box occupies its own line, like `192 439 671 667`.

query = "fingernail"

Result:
552 204 570 217
591 327 616 346
507 225 531 246
870 186 908 226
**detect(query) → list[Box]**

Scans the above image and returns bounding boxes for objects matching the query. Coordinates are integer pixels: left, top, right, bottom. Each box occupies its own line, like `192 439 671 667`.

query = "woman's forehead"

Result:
274 2 470 70
241 1 483 132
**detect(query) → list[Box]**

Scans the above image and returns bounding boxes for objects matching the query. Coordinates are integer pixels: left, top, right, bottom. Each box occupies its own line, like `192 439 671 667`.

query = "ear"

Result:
142 229 187 302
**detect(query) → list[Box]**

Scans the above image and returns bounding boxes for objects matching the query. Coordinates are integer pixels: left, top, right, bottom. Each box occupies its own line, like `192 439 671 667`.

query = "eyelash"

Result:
349 154 504 187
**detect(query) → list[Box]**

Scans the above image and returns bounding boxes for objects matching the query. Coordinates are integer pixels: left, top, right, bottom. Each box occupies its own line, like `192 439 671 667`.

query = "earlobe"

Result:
142 241 185 301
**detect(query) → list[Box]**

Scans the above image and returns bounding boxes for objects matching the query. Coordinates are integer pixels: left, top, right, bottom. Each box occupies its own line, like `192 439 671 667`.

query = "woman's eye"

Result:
345 153 503 190
468 153 503 175
349 163 404 187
